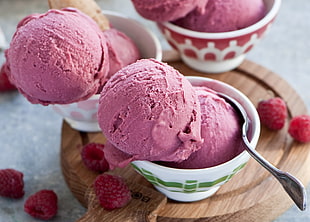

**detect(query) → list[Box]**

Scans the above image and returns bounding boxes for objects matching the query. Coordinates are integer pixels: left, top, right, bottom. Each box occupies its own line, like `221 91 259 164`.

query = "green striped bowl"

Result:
132 77 260 202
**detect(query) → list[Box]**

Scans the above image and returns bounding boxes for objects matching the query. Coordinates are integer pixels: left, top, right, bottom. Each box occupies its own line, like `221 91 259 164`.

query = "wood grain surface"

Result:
60 58 310 222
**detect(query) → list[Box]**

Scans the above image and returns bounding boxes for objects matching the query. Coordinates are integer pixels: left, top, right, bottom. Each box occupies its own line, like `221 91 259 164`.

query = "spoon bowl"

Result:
218 92 307 211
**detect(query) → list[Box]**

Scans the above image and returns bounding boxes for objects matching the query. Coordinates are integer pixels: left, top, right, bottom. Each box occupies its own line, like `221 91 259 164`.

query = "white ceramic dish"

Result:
132 76 261 202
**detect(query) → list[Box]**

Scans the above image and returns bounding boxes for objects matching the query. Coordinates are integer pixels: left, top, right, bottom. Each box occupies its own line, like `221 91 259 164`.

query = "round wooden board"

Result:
61 59 310 222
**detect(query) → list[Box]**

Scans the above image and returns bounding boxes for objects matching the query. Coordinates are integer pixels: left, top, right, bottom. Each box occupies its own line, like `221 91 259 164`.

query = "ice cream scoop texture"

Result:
6 8 109 105
131 0 209 22
161 86 243 169
98 59 203 164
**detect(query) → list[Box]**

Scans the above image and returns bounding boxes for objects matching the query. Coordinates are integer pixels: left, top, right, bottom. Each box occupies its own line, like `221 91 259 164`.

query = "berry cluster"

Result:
81 143 131 210
1 142 130 221
257 97 287 130
0 169 24 198
81 143 109 172
257 97 310 143
0 169 58 220
94 174 132 210
288 115 310 143
24 190 58 220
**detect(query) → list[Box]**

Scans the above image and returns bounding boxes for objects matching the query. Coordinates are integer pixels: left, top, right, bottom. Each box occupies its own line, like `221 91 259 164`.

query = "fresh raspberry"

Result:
288 115 310 143
94 174 132 210
0 168 24 198
0 62 16 92
24 190 58 220
257 97 288 130
81 143 109 172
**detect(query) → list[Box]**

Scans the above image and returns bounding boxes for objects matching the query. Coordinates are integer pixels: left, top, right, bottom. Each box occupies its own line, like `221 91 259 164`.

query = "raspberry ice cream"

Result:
103 141 133 169
6 8 109 105
103 28 140 80
131 0 209 22
160 86 243 169
98 59 203 167
173 0 267 32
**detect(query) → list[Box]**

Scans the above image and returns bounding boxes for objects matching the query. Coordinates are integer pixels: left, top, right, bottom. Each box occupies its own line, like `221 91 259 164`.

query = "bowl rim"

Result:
158 0 281 39
133 76 261 173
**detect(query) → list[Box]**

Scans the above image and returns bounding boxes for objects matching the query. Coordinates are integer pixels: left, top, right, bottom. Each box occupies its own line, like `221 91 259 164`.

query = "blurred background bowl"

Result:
157 0 281 73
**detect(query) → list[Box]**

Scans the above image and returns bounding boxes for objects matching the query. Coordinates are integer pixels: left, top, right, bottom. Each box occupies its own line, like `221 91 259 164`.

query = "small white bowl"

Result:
52 10 162 132
132 76 260 202
52 94 100 132
157 0 281 73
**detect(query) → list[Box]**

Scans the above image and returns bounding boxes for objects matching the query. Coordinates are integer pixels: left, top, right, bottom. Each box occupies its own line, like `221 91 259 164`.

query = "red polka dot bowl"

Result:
157 0 281 73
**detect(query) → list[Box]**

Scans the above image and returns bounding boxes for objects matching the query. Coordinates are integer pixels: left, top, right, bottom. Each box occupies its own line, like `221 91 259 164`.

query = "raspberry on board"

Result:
24 190 58 220
94 174 132 210
81 143 109 172
257 97 288 130
288 115 310 143
0 168 24 198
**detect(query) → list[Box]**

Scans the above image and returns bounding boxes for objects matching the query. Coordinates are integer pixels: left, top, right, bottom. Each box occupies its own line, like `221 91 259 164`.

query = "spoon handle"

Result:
242 133 279 177
217 92 307 211
242 132 307 211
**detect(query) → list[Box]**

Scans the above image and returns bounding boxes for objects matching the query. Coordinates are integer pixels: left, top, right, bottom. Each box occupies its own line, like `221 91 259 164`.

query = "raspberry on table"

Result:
94 174 132 210
257 97 288 130
24 189 58 220
81 143 109 172
0 168 24 198
0 62 16 92
288 115 310 143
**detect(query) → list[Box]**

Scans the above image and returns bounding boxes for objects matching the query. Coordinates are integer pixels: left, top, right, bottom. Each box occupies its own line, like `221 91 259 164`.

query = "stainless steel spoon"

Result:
218 92 307 211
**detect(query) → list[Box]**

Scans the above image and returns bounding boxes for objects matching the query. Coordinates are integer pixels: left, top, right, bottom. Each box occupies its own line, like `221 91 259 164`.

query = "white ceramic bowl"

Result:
157 0 281 73
132 76 260 202
52 10 162 132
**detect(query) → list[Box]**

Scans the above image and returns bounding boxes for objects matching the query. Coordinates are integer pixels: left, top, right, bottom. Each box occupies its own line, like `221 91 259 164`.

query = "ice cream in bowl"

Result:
97 59 260 202
132 76 260 202
132 0 281 73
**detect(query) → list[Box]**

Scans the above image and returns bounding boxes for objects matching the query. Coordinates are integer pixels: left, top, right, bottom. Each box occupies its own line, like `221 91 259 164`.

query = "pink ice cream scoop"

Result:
6 8 109 105
131 0 209 22
102 28 140 80
160 86 243 169
103 141 134 170
173 0 267 32
98 59 203 167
